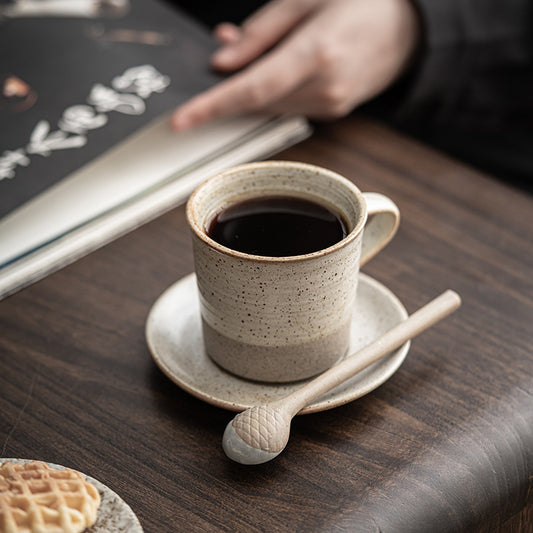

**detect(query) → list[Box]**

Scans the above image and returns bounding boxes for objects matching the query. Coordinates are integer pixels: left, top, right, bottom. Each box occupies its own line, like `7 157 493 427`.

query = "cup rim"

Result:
186 160 368 263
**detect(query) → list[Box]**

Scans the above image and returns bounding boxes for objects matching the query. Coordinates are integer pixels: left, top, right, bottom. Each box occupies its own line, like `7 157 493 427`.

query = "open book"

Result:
0 0 311 299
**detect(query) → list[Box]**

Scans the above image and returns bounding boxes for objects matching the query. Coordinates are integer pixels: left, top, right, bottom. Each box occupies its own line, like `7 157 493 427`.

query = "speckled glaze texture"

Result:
192 234 361 381
146 272 410 413
201 317 351 382
186 161 399 382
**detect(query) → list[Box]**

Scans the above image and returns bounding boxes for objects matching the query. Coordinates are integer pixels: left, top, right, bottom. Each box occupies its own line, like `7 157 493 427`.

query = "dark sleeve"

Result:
370 0 533 184
416 0 531 47
399 0 533 127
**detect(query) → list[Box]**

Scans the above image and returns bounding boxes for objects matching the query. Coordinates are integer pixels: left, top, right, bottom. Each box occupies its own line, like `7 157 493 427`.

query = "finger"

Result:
171 36 316 131
213 22 242 45
211 0 311 71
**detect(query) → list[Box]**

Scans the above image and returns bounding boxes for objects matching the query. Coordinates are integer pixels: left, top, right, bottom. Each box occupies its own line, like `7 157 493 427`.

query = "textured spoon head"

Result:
222 405 291 465
222 422 282 465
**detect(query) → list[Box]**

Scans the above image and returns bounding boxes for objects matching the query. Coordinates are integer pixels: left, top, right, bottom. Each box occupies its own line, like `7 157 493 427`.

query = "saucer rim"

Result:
146 272 409 414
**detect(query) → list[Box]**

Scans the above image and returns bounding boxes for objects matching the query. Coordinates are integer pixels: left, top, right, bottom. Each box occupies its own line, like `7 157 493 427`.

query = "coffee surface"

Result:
207 195 348 256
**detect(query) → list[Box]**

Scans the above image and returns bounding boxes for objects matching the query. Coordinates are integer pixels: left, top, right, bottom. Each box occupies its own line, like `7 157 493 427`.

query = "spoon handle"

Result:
279 290 461 417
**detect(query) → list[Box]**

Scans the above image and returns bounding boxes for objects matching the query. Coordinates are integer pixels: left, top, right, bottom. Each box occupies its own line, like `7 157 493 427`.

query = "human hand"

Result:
171 0 420 131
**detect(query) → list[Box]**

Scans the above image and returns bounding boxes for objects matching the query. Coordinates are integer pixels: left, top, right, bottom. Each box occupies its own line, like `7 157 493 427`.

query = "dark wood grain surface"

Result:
1 115 532 532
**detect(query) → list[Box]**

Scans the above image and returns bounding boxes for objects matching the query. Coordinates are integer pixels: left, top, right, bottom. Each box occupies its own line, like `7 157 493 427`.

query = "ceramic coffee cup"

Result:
186 161 399 382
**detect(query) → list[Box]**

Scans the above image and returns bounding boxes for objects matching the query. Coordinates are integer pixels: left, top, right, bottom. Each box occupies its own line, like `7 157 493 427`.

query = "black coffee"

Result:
207 195 349 256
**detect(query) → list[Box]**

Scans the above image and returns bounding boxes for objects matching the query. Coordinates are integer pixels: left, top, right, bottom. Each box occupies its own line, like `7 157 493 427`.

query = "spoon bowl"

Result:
222 406 290 465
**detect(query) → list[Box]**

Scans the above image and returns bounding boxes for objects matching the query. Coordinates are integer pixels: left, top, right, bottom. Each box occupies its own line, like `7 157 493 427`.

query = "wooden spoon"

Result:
223 290 461 465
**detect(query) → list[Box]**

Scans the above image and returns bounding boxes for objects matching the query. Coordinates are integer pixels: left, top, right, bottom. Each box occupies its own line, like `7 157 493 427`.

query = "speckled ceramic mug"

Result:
186 161 399 383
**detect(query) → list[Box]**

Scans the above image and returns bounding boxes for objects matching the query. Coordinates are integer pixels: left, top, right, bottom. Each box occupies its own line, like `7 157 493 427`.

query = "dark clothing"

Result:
383 0 533 189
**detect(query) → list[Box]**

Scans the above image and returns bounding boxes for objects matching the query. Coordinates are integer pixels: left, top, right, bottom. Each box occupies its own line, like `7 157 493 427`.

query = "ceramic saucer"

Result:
1 458 143 532
146 273 409 414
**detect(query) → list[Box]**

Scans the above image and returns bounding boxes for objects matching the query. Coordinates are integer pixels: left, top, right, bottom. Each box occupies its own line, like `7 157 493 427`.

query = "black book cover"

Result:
0 0 221 219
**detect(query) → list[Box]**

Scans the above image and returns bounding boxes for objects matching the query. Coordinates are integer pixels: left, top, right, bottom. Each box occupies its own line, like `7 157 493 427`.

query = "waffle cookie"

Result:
0 461 101 533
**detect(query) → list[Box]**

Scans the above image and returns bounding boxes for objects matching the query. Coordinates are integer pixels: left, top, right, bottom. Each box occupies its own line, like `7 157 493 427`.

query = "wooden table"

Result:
1 115 532 532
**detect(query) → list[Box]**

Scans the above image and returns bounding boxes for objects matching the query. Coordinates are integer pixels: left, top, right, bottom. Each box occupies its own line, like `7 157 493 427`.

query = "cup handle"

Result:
360 192 400 266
